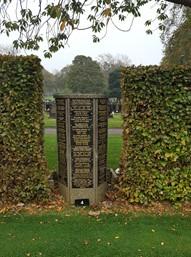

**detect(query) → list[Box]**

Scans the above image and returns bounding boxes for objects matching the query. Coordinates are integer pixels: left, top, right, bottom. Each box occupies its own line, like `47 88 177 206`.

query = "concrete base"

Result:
59 182 107 205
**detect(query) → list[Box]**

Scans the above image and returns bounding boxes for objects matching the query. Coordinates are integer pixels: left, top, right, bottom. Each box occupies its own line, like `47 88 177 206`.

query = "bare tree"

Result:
97 53 131 73
0 44 19 55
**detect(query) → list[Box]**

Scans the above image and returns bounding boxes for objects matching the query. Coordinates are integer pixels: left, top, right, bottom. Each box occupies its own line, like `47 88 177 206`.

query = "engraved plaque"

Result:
98 98 108 185
56 99 67 185
70 98 93 188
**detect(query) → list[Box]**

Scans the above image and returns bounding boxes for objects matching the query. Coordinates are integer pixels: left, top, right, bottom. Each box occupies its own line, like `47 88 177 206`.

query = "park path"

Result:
45 128 122 135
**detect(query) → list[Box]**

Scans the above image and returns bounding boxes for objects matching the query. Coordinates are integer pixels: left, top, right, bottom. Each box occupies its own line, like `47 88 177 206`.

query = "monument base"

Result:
59 182 107 205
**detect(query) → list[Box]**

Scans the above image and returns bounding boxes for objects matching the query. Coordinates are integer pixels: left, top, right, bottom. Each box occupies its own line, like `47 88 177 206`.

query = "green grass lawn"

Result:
0 213 191 257
44 134 122 170
44 113 123 129
44 113 56 128
108 113 122 129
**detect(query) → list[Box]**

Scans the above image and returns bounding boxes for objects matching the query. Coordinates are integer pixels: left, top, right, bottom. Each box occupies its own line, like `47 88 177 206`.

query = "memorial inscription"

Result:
70 99 93 188
56 99 67 185
98 98 108 185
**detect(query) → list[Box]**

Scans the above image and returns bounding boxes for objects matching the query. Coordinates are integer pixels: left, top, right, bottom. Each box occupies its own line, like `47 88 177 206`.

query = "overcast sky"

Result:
1 1 165 73
39 8 164 73
40 22 163 73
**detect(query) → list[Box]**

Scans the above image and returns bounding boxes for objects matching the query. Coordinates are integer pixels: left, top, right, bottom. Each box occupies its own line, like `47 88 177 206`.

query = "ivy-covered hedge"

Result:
0 55 50 203
118 65 191 204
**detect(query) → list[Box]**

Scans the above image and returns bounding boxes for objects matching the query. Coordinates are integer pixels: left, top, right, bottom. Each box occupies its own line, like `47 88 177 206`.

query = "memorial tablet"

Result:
55 95 108 205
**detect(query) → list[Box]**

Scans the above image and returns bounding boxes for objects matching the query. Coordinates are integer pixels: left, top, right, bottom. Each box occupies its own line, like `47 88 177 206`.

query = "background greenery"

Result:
43 54 130 97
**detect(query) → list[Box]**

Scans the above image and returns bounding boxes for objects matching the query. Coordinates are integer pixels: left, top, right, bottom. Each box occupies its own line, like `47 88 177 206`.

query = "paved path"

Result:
45 128 122 135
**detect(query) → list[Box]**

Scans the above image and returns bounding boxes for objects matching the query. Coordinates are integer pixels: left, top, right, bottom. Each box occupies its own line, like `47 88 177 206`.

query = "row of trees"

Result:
42 3 191 97
43 54 131 97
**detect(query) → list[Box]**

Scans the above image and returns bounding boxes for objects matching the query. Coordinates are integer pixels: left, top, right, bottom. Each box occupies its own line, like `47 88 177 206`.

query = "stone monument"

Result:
54 95 108 205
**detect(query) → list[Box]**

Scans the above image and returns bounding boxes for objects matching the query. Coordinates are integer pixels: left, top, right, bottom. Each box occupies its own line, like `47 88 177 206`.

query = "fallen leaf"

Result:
88 210 100 217
17 202 24 207
83 240 89 245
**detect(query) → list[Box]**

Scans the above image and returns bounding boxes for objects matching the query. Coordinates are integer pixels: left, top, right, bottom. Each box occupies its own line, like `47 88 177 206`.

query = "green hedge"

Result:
118 65 191 204
0 55 50 203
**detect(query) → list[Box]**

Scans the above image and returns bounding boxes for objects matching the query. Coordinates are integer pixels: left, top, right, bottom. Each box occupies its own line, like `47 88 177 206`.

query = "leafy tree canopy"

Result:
0 0 190 57
64 55 106 94
42 68 57 96
108 68 121 97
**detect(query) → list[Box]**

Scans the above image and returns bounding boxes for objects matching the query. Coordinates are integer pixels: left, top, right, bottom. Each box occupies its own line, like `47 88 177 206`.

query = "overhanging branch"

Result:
166 0 191 7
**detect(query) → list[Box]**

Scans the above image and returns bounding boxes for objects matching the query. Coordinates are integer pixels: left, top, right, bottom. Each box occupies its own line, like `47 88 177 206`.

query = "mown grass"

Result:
44 113 123 129
44 134 122 170
44 113 56 128
108 113 122 129
0 213 191 257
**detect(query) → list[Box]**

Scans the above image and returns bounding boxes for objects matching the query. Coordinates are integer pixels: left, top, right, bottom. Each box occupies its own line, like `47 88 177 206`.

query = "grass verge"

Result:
0 213 191 257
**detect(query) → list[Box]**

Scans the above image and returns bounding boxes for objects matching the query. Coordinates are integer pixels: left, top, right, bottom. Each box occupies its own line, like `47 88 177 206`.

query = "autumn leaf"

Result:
60 20 67 31
102 8 111 17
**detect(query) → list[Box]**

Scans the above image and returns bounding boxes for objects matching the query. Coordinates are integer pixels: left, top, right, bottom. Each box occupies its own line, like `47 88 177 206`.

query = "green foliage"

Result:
119 65 191 204
0 55 50 203
0 1 183 57
64 55 106 94
54 65 73 94
108 68 121 97
42 68 57 96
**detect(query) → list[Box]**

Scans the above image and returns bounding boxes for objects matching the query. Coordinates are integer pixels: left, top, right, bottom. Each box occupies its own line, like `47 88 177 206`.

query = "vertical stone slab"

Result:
55 95 108 205
98 98 108 185
56 99 67 185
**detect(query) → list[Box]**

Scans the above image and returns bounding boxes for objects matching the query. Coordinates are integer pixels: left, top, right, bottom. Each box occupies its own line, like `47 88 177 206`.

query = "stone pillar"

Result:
54 95 108 205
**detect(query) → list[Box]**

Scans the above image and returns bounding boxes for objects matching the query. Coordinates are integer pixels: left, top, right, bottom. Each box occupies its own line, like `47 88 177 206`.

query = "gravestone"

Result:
54 95 108 205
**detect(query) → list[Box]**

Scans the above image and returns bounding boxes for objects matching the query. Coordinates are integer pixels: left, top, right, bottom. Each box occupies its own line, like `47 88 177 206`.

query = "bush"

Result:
0 55 50 203
118 65 191 204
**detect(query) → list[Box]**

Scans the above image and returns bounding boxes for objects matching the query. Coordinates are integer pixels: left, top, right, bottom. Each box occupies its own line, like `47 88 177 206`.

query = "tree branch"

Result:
166 0 191 7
